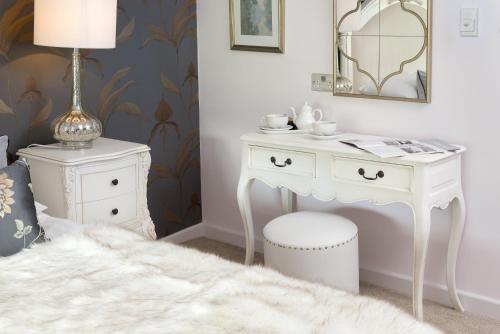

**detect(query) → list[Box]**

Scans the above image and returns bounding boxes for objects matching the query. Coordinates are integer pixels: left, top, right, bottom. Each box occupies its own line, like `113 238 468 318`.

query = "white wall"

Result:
198 0 500 309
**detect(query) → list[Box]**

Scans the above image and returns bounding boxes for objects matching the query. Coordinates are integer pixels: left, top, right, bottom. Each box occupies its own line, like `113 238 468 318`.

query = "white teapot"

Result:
290 102 323 130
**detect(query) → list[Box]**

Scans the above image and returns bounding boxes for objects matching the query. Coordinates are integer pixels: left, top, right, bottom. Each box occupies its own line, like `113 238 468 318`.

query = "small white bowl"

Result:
312 121 337 136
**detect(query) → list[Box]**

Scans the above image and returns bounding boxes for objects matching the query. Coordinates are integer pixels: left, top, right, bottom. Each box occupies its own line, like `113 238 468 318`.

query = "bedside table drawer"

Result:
81 164 137 202
81 193 137 225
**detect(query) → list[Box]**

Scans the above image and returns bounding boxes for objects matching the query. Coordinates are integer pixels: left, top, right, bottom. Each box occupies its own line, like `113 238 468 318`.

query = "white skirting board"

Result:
205 223 265 253
360 267 500 321
161 223 206 244
165 222 500 321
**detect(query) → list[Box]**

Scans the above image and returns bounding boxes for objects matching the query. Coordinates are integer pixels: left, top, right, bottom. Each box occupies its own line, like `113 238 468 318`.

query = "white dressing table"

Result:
237 133 466 320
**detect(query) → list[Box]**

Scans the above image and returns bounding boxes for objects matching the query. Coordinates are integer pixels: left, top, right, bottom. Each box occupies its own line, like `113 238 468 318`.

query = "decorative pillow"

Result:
0 136 7 168
0 161 42 257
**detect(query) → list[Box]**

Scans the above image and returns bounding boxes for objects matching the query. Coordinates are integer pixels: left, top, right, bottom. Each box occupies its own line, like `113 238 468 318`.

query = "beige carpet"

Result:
182 238 500 334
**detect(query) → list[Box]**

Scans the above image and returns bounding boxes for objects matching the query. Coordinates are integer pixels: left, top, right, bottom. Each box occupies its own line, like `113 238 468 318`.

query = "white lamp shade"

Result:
34 0 118 49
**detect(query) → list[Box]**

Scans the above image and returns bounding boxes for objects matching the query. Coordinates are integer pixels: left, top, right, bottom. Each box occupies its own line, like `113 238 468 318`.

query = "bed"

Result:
0 215 442 334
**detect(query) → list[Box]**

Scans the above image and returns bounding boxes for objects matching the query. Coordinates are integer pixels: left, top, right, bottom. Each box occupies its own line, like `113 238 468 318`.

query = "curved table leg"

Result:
237 176 255 265
447 194 466 312
412 206 432 320
280 188 296 214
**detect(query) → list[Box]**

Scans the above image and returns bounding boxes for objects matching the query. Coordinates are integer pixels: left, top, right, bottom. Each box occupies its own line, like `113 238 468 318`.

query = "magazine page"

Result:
340 138 444 158
340 139 408 158
387 139 444 155
421 139 461 152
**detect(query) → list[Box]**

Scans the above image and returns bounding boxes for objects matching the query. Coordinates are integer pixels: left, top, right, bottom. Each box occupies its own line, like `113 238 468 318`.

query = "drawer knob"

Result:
111 179 119 186
358 168 385 180
270 156 292 168
111 208 119 215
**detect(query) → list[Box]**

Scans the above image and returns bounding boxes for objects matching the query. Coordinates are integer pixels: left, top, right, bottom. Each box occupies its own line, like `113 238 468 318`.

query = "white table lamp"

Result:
34 0 118 149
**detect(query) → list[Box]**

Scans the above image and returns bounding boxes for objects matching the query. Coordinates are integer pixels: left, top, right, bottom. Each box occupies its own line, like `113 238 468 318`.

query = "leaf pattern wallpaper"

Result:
0 0 201 238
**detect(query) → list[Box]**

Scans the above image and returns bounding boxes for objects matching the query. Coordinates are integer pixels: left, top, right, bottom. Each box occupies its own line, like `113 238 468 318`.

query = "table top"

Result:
17 138 150 165
241 133 466 165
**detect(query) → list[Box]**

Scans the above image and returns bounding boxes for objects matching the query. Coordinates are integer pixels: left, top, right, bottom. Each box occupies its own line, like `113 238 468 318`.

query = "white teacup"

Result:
312 121 337 136
262 114 289 129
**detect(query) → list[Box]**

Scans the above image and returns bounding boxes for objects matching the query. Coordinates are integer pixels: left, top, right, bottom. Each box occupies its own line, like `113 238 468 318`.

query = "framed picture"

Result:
229 0 285 53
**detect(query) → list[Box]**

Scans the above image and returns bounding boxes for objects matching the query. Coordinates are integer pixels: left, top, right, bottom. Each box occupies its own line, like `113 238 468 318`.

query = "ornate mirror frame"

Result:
333 0 433 103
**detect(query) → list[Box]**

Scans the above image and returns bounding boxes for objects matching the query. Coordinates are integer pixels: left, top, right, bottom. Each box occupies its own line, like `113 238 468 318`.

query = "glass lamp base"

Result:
51 108 102 150
51 49 102 151
60 140 94 150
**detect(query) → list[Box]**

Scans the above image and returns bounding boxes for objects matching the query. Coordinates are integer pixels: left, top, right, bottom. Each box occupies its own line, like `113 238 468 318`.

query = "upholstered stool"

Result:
263 211 359 294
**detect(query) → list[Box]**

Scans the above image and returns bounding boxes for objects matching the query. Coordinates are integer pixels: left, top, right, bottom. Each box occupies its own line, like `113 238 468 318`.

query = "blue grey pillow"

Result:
0 161 42 256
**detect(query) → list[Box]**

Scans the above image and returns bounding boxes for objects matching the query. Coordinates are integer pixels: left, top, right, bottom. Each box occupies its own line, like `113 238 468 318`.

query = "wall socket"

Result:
312 73 333 92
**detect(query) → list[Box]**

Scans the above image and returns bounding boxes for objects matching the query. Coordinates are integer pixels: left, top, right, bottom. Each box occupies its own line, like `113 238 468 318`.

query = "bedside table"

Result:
18 138 157 240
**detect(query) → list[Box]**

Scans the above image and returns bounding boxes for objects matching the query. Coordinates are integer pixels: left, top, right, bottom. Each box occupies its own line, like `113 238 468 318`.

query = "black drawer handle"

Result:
358 168 384 181
270 156 292 168
111 179 119 186
112 208 119 215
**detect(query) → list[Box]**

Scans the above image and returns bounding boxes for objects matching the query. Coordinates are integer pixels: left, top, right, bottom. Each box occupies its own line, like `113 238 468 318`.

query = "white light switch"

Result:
460 8 478 37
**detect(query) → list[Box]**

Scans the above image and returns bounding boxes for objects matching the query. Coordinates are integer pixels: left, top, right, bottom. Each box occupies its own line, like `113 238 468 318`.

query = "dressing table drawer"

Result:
249 146 315 177
332 157 413 191
81 164 137 202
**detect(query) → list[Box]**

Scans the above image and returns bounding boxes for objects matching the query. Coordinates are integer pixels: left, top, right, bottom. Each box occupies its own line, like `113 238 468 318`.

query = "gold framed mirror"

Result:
333 0 432 103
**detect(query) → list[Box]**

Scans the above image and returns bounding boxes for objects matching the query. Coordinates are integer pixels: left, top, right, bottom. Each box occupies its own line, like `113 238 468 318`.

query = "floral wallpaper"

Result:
0 0 201 238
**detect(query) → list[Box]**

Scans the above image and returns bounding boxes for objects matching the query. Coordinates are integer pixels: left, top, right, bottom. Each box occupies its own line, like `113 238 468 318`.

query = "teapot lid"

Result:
301 101 312 110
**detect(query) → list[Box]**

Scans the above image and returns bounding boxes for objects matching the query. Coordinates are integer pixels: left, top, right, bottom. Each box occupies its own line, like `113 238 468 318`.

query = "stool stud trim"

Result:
264 232 358 251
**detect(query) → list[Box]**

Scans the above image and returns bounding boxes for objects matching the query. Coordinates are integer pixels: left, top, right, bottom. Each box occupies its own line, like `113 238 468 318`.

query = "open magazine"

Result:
340 138 455 158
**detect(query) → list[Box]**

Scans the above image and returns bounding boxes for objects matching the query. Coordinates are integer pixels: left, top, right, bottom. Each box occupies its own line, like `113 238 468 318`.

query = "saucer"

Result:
259 125 293 131
310 132 342 140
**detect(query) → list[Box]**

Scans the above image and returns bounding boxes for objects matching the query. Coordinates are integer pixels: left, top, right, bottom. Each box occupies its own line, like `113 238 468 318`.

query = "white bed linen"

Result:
0 220 442 334
35 202 84 240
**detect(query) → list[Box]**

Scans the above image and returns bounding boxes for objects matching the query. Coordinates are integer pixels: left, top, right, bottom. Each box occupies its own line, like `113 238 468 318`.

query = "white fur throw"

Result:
0 224 442 334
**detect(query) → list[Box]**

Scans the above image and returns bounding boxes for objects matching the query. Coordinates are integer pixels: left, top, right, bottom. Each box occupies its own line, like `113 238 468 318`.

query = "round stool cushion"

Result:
264 211 359 293
264 211 358 250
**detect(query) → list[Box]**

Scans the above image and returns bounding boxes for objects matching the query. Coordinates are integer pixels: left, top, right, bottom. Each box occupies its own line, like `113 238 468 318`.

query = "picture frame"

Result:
229 0 285 53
